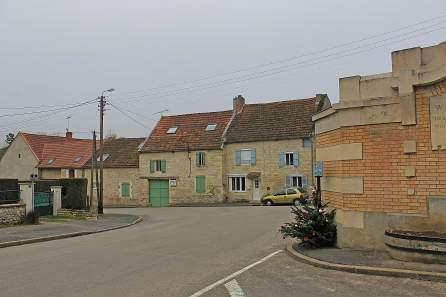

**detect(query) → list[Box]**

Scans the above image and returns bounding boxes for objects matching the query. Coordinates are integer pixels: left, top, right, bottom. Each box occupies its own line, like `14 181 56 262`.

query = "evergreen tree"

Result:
280 202 337 248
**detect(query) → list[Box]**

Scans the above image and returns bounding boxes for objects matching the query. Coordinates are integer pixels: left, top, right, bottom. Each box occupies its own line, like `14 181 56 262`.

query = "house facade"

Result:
139 95 330 206
313 42 446 250
84 137 146 207
139 111 233 206
223 95 330 203
0 132 93 180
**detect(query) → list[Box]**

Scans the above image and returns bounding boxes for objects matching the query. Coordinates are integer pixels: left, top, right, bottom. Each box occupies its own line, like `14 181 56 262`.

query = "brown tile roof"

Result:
224 97 320 143
141 110 233 152
84 137 145 168
20 132 94 168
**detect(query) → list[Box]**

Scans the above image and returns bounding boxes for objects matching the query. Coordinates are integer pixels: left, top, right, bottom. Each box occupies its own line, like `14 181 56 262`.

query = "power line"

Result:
108 102 151 130
113 22 446 105
113 13 446 98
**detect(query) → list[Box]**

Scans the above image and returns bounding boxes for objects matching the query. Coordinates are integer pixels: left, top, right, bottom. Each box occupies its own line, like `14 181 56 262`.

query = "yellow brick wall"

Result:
139 150 225 205
223 139 313 201
317 78 446 214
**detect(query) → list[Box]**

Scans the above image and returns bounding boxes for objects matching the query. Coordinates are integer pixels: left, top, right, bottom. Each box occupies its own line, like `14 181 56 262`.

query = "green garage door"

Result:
149 180 169 207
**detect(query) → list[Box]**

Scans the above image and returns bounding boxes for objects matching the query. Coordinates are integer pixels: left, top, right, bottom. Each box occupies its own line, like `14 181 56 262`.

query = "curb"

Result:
0 216 143 249
285 241 446 283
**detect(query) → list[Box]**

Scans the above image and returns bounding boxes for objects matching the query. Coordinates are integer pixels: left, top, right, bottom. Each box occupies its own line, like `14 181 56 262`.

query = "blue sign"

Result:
314 162 323 177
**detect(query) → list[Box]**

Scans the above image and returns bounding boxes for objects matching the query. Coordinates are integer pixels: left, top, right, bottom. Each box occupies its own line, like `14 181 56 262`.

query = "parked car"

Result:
261 187 307 206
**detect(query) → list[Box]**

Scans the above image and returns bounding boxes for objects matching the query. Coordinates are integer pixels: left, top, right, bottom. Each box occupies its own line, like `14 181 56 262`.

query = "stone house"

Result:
139 95 330 206
0 131 93 180
84 137 146 207
313 42 446 251
223 95 331 203
139 110 233 206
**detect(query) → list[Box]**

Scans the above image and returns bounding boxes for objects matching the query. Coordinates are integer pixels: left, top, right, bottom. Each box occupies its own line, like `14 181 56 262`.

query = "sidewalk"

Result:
287 241 446 282
0 214 142 248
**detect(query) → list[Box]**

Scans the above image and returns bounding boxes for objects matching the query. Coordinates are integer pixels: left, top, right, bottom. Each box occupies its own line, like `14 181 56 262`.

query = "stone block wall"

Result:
0 204 25 225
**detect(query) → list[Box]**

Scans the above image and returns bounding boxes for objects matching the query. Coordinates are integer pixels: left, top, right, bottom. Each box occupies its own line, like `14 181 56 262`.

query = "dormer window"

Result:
205 124 217 131
167 127 178 134
73 156 82 163
97 154 110 162
47 159 54 165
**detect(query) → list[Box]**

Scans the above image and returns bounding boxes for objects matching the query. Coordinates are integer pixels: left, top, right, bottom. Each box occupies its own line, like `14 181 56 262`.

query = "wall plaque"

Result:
430 95 446 150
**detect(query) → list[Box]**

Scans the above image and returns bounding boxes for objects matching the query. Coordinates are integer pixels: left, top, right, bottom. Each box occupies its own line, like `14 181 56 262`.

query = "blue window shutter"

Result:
251 149 256 165
278 152 285 168
285 176 291 187
293 152 299 167
235 150 241 166
196 152 200 167
302 175 308 189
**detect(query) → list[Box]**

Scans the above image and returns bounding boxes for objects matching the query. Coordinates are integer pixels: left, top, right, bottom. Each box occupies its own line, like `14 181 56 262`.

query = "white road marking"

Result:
224 279 246 297
189 250 283 297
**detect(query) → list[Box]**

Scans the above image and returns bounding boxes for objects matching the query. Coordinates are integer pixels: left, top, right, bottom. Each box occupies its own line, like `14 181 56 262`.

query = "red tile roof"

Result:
20 132 94 168
224 97 322 143
141 110 233 152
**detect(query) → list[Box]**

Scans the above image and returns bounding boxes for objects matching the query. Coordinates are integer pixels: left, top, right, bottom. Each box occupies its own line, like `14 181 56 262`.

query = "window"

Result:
285 152 294 166
205 124 217 131
69 169 75 178
167 127 178 134
196 176 206 193
73 156 82 163
279 152 298 167
18 154 21 159
150 160 166 173
47 159 54 165
287 189 298 195
97 154 110 162
273 189 286 196
121 182 130 198
303 137 312 148
285 175 308 189
235 149 256 165
229 176 246 192
196 151 205 167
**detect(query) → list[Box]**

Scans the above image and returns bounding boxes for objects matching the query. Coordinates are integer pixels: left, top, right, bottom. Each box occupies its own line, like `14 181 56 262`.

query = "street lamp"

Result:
98 88 114 214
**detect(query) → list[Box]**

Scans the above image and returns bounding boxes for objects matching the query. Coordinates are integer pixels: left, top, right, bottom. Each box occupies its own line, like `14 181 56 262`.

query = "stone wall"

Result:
139 150 225 205
0 203 25 225
223 139 313 202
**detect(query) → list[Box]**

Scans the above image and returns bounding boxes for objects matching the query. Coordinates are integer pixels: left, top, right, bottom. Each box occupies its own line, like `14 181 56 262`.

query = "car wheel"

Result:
293 199 300 206
265 200 273 206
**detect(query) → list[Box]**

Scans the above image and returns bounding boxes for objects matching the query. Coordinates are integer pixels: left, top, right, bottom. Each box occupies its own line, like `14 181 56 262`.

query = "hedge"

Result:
0 179 19 204
35 178 88 210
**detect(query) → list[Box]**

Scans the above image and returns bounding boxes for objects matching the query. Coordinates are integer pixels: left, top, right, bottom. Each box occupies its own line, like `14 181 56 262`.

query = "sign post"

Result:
314 162 323 208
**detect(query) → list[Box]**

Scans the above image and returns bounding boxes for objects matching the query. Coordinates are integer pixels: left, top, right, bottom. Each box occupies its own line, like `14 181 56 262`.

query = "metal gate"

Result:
34 191 53 216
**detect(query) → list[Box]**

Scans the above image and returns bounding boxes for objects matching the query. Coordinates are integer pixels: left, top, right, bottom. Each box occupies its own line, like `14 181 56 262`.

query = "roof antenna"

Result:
66 116 72 132
152 109 168 117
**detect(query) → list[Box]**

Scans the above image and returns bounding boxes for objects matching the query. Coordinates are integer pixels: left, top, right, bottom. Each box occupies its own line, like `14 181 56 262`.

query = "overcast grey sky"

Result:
1 0 445 141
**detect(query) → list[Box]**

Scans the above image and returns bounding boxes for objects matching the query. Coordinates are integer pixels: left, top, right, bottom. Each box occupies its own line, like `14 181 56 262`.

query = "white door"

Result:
252 178 261 201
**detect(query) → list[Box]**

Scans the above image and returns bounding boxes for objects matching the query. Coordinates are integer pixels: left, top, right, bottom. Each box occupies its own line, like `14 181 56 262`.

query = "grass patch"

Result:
40 215 88 223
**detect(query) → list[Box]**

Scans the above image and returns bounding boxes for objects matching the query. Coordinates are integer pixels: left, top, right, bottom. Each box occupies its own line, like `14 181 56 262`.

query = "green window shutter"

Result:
293 152 299 167
235 150 241 165
250 149 256 165
196 176 205 193
202 152 205 166
121 182 130 197
196 152 200 167
149 160 155 173
161 160 166 173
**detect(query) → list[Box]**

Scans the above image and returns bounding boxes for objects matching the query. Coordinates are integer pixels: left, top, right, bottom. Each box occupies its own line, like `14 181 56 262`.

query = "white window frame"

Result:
285 152 294 166
286 174 303 188
197 151 205 167
155 160 163 172
205 124 217 131
240 149 252 165
228 175 246 192
167 127 178 134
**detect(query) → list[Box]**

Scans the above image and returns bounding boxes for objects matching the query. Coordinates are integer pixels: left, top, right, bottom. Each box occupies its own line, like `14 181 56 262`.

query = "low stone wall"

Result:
0 203 25 225
57 208 97 220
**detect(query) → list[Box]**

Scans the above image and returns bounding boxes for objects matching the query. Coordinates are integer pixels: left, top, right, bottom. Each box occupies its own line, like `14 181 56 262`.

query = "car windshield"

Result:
273 190 286 196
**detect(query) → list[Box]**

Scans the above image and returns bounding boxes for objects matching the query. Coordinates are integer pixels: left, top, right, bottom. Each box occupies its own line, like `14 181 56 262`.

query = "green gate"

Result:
149 180 169 207
34 191 53 216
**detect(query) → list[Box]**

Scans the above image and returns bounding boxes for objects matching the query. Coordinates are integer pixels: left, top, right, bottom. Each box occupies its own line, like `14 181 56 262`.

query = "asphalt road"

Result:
0 207 445 297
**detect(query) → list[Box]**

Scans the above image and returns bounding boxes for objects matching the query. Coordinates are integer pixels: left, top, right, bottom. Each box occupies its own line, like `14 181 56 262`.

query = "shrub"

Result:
280 202 337 248
60 179 88 210
24 210 40 224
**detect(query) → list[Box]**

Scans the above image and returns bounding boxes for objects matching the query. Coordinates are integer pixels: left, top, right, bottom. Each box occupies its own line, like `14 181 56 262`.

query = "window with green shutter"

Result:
196 176 206 193
196 152 205 167
121 182 130 198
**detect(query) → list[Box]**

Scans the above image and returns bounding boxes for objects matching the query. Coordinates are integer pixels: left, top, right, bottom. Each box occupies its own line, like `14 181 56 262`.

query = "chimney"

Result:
233 95 245 114
66 131 73 140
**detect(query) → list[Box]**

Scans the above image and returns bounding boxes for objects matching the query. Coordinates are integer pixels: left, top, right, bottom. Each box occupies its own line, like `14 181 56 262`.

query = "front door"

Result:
252 178 261 201
149 180 169 207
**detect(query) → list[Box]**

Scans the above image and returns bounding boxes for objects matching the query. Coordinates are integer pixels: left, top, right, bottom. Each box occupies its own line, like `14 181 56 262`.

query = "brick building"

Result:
313 42 446 250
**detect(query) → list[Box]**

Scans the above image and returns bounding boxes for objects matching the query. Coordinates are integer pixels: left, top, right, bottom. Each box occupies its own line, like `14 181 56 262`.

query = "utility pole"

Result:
98 88 114 215
90 131 97 212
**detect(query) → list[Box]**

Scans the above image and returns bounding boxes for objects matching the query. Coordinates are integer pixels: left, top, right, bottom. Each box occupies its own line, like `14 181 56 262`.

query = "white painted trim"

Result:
189 250 282 297
224 280 246 297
